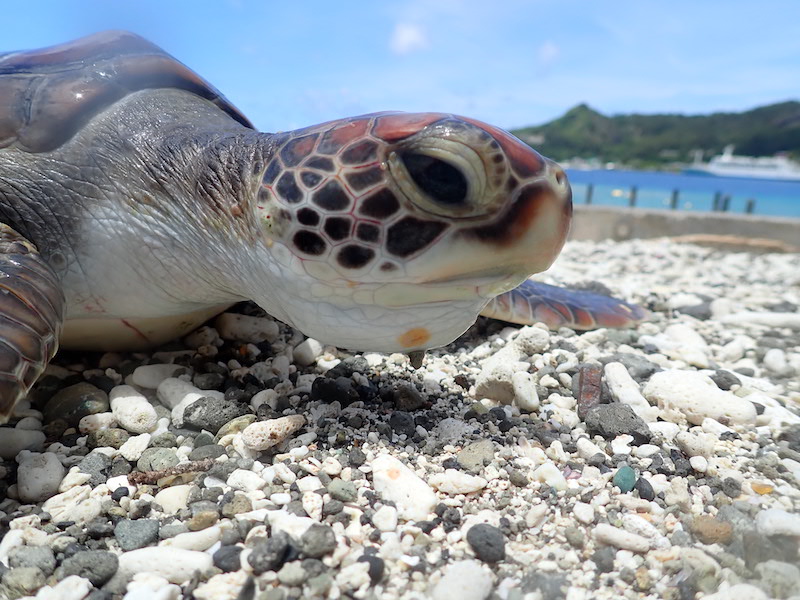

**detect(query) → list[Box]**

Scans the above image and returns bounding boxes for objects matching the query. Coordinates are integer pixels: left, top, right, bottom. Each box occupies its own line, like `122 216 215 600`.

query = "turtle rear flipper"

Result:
481 279 646 330
0 224 64 423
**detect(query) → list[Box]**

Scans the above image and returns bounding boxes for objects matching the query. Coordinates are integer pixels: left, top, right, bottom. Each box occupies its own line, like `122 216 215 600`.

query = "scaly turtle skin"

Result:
0 31 644 421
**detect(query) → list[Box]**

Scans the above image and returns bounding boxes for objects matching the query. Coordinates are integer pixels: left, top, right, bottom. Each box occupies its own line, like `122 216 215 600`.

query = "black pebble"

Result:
388 411 416 437
213 545 243 572
634 477 655 501
465 523 505 563
357 554 385 584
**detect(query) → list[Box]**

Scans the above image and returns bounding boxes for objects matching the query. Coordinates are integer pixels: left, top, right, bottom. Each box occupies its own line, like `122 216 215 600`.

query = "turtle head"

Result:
251 112 571 352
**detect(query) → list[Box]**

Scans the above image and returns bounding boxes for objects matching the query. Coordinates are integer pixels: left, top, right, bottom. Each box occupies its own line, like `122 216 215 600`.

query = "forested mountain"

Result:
511 101 800 168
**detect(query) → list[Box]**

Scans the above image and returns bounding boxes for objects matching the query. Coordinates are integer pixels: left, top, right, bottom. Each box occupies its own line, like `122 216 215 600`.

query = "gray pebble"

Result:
458 439 495 473
327 478 357 503
584 403 652 444
188 444 226 461
300 523 337 558
150 432 178 448
159 522 189 539
393 381 426 411
114 519 160 551
519 570 568 600
136 447 179 472
277 561 308 587
55 550 119 587
77 452 112 487
592 546 615 573
8 546 56 576
248 532 290 574
213 545 243 572
599 353 661 380
0 567 45 600
183 397 250 433
710 370 741 391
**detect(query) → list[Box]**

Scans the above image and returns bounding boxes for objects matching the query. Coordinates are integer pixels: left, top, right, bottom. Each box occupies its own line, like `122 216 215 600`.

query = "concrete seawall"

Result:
570 205 800 249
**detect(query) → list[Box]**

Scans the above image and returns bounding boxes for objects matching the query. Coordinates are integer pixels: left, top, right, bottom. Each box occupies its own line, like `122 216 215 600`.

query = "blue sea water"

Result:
565 169 800 218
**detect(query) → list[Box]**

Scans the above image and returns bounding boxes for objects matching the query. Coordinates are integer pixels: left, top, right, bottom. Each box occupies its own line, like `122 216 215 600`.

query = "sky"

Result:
3 1 799 133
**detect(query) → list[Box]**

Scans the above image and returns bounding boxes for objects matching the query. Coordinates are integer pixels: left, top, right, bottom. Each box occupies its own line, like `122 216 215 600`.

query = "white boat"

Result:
685 145 800 181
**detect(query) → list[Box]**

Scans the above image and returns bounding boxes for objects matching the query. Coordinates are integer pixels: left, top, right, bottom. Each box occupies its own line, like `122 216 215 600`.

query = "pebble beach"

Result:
0 237 799 600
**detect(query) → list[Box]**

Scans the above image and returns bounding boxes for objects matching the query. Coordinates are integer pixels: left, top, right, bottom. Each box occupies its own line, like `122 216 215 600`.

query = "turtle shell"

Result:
0 30 253 153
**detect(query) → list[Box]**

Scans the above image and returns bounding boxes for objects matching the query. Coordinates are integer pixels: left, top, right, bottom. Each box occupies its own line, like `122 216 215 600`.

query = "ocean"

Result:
565 169 800 219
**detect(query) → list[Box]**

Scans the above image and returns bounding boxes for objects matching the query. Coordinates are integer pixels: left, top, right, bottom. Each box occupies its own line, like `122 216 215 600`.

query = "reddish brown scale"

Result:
576 365 603 421
461 117 546 179
371 112 448 142
317 118 371 155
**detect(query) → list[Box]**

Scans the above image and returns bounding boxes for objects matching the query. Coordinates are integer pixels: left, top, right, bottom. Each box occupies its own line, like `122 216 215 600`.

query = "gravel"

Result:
0 238 798 600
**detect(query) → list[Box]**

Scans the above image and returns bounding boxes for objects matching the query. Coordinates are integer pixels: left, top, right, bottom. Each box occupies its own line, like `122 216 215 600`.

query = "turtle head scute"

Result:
248 112 571 353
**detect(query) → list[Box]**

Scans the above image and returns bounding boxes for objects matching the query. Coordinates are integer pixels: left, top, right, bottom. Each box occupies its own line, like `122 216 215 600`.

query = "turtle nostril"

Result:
400 151 468 206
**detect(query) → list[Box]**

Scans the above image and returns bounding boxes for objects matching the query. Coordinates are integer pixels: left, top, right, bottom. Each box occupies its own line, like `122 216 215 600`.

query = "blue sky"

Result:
4 1 799 132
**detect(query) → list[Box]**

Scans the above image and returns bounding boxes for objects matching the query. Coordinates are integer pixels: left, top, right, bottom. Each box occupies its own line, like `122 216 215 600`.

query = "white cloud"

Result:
536 40 560 67
390 23 428 55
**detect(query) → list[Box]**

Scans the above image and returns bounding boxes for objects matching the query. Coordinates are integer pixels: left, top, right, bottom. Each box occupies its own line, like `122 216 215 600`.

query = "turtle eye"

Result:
399 152 468 207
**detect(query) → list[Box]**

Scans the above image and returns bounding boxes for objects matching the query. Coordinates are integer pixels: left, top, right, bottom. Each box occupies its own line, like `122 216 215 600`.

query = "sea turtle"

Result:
0 31 644 422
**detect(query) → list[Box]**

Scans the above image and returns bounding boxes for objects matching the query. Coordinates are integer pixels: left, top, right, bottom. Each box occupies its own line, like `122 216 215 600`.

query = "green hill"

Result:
511 101 800 168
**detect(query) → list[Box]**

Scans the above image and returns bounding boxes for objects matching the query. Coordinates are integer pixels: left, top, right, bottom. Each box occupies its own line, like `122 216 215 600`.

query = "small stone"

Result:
750 482 774 495
429 470 488 494
114 518 160 551
511 371 539 412
54 550 119 587
116 547 214 584
227 469 266 492
457 439 495 473
213 545 243 572
613 466 637 493
709 370 741 391
592 546 616 573
8 546 56 576
692 515 733 545
300 523 337 558
573 502 595 525
183 397 249 434
0 428 46 460
575 364 602 420
293 338 323 367
593 523 650 553
119 433 151 462
532 461 567 491
634 477 655 501
0 566 45 599
241 415 306 451
466 523 505 563
431 560 492 600
136 447 179 472
393 381 427 411
371 455 437 521
277 561 308 587
643 370 757 425
131 364 185 389
87 427 130 449
215 414 258 440
327 478 357 502
16 451 65 502
754 560 800 599
756 507 800 537
585 404 652 443
109 385 159 433
188 443 225 461
388 411 415 437
215 312 279 343
372 505 398 532
248 532 290 574
357 554 385 584
43 383 109 426
690 455 708 472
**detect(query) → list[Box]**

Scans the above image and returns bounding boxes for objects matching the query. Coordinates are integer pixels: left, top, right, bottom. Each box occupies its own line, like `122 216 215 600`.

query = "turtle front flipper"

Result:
481 279 647 330
0 224 64 423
